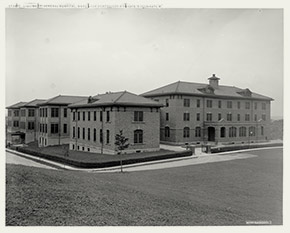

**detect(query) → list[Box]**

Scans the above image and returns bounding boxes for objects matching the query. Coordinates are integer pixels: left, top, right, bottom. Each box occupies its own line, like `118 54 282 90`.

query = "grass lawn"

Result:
6 148 282 226
21 142 186 164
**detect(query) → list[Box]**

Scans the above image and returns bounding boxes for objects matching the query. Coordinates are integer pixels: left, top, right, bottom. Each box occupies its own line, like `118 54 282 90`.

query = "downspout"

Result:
58 106 61 145
101 107 104 154
202 97 205 144
75 108 78 149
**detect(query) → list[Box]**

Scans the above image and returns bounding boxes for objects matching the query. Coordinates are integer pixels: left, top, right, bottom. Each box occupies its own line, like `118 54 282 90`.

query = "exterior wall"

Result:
150 94 271 145
69 106 160 154
6 108 22 144
38 105 71 147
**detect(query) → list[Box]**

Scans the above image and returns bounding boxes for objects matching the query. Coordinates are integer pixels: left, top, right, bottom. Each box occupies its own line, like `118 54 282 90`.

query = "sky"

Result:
5 8 283 117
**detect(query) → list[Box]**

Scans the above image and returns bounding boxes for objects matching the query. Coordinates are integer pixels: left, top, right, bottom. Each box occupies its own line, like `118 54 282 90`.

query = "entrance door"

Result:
208 127 215 142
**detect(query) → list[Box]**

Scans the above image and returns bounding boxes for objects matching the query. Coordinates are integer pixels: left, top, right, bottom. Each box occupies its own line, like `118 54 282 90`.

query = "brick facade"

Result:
68 92 162 154
142 75 272 145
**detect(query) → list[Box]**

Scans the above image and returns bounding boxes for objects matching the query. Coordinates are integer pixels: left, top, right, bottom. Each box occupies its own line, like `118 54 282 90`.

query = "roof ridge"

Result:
175 81 181 93
113 91 127 103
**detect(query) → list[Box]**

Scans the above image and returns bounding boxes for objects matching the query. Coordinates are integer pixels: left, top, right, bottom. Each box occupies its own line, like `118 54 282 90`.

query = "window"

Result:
165 127 170 137
94 128 96 141
13 121 19 127
254 114 257 121
237 114 240 121
83 112 85 121
45 124 47 133
227 101 232 109
51 124 59 134
218 100 222 108
21 109 26 117
261 126 264 136
73 127 75 138
134 111 143 122
184 99 190 107
262 103 266 110
28 109 35 117
64 108 67 118
106 130 110 144
78 127 80 139
196 113 200 121
195 127 201 137
73 112 76 121
229 127 237 137
8 110 12 116
166 113 169 121
83 128 85 140
8 120 12 126
78 112 80 121
227 113 232 121
206 100 212 108
51 108 59 118
134 130 143 144
14 110 19 117
45 108 47 117
106 111 110 122
262 114 266 121
254 102 257 110
87 148 90 152
184 112 190 121
100 129 103 143
183 127 190 138
197 99 200 108
88 128 91 141
237 101 241 109
88 111 91 121
245 114 250 121
165 99 169 107
249 126 256 136
100 111 103 122
245 102 250 109
218 113 222 121
220 127 226 138
239 127 247 137
63 124 67 134
94 111 97 121
206 113 212 122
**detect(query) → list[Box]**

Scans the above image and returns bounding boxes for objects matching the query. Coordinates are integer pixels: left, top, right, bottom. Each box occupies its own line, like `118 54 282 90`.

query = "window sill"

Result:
132 121 145 124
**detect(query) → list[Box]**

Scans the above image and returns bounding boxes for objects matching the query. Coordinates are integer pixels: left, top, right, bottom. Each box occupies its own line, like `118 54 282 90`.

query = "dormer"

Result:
198 85 215 94
237 88 252 97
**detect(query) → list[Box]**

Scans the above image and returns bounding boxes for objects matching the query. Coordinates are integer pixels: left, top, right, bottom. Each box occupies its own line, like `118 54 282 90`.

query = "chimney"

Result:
208 74 220 89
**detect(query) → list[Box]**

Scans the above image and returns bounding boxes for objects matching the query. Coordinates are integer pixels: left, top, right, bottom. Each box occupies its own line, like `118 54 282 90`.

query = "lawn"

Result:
6 148 282 226
16 142 191 166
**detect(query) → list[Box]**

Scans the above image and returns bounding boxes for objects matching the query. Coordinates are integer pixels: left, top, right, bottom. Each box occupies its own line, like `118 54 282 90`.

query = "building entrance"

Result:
208 127 215 142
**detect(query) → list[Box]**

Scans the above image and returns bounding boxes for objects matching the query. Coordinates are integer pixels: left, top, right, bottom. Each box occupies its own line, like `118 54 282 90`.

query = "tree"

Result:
115 130 130 173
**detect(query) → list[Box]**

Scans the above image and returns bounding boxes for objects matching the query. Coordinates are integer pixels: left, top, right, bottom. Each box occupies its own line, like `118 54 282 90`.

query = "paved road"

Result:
6 151 57 170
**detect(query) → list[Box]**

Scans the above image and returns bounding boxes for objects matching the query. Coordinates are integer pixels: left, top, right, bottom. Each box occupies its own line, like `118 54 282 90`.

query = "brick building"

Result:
37 95 87 147
68 91 163 154
18 99 47 144
6 101 28 144
142 74 273 145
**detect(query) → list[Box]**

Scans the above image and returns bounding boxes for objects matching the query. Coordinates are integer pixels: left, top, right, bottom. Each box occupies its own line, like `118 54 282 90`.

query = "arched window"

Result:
229 127 237 137
195 127 201 137
165 126 170 138
183 127 190 138
249 126 256 136
134 130 143 144
239 127 247 137
220 127 226 138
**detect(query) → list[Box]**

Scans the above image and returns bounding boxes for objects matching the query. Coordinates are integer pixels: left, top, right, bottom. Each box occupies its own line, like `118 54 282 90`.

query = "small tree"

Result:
115 130 129 173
